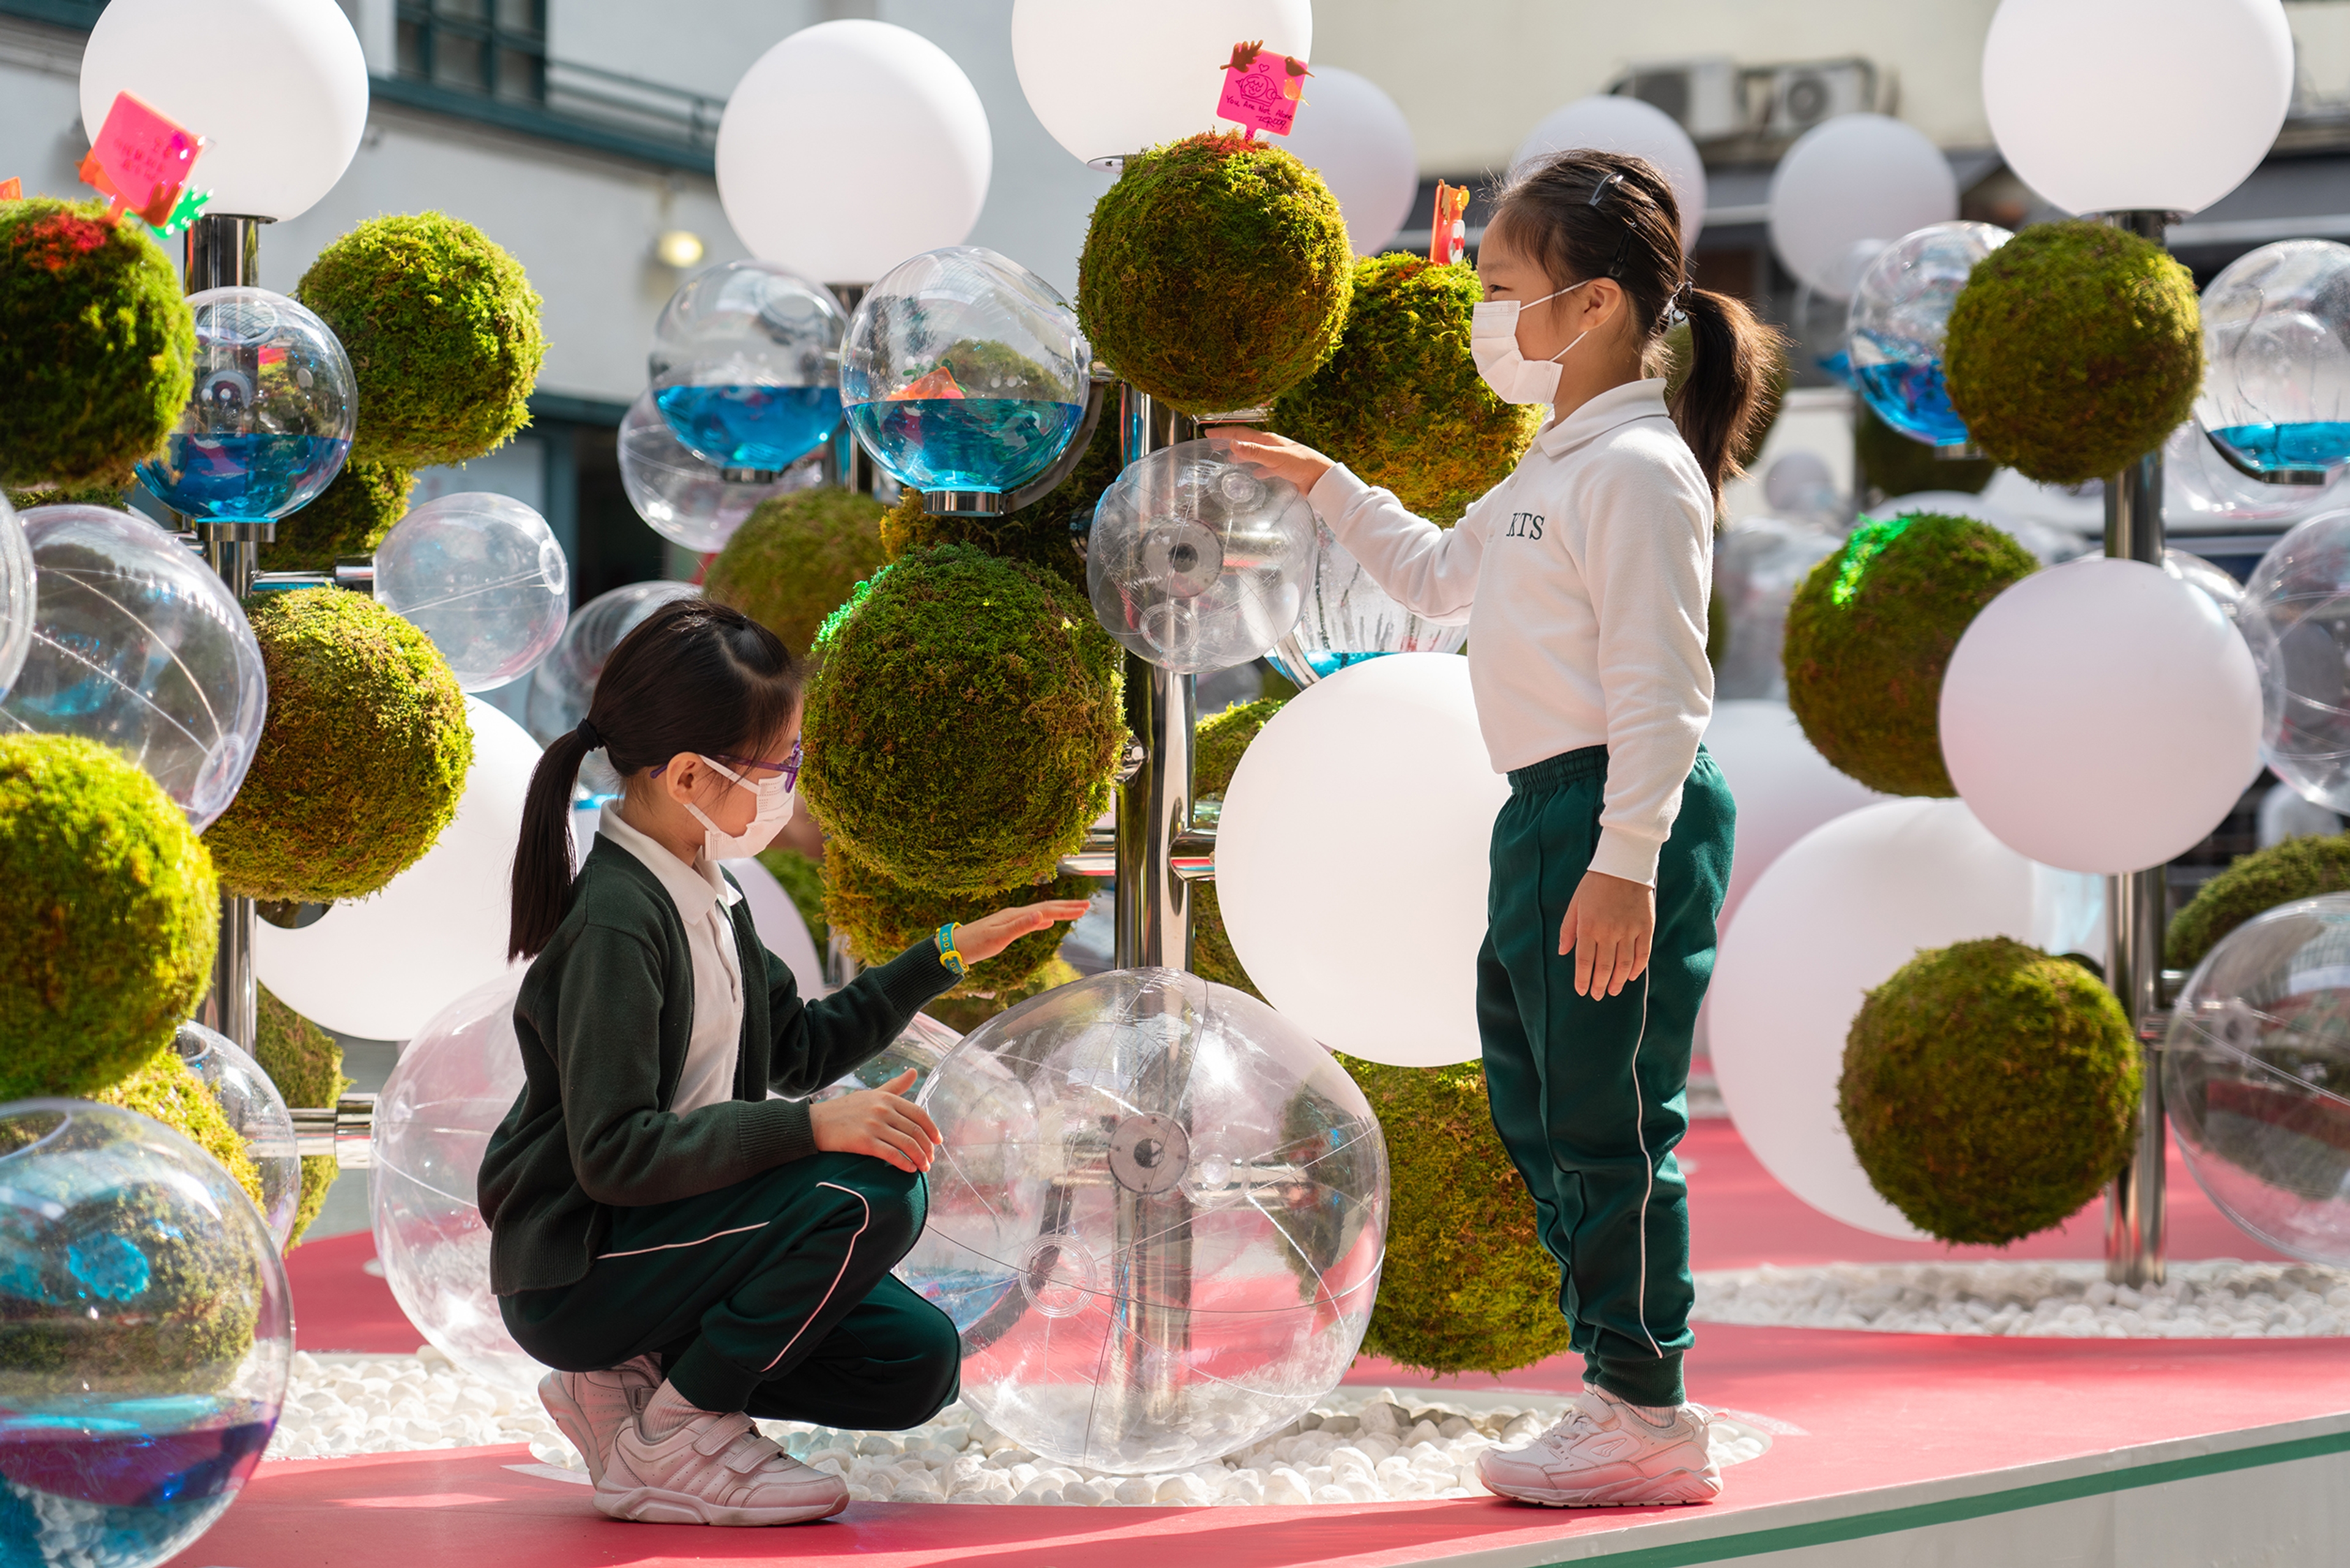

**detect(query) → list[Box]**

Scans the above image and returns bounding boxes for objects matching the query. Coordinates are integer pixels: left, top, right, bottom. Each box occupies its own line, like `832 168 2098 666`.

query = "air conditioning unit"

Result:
1610 57 1745 142
1753 59 1876 137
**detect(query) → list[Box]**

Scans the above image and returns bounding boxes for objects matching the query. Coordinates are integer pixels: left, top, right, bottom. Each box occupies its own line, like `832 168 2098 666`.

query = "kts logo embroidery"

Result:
1504 511 1546 540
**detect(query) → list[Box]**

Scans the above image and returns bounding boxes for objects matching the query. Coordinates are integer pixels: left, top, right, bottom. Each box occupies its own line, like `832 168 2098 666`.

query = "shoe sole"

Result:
594 1484 849 1526
538 1376 603 1488
1483 1469 1723 1508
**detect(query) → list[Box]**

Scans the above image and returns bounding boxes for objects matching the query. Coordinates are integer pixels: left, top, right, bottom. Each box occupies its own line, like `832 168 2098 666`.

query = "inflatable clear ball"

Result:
2165 894 2350 1266
812 1010 961 1103
2243 508 2350 810
1266 520 1467 685
2167 547 2245 624
1847 221 2012 447
617 388 817 553
1713 515 1845 700
1088 438 1318 674
373 493 569 693
173 1021 300 1252
0 492 32 702
841 247 1091 496
0 506 267 829
0 1099 291 1567
2169 417 2350 529
136 286 355 521
649 259 845 476
523 579 701 746
899 967 1388 1474
2195 239 2350 481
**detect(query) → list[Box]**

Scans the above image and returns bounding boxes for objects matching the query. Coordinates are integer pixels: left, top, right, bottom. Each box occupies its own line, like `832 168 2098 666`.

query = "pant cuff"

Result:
666 1337 760 1414
1592 1352 1684 1409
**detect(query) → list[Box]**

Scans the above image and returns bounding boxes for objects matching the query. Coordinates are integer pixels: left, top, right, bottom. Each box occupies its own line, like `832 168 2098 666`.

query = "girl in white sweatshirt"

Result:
1234 149 1780 1509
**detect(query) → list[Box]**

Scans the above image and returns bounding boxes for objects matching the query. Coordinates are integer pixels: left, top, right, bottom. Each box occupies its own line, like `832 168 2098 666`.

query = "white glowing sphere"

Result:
1513 95 1707 253
1767 114 1957 301
1011 0 1312 166
1279 66 1418 256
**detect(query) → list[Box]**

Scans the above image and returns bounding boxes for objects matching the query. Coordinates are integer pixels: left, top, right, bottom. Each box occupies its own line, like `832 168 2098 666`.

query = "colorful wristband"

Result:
936 922 967 979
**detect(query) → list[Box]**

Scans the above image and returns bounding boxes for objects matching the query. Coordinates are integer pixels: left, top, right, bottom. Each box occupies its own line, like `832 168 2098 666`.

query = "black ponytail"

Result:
509 596 802 960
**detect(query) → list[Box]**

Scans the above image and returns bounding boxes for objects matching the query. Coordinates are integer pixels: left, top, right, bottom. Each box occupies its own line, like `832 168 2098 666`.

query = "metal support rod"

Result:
1113 385 1198 970
184 214 267 293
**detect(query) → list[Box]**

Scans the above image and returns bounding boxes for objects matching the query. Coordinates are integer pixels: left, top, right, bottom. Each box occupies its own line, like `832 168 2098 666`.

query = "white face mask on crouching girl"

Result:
684 753 796 859
1469 278 1593 405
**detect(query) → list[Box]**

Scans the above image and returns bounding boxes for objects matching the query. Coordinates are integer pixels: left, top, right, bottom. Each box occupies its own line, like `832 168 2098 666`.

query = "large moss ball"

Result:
204 588 472 902
0 198 194 491
98 1048 266 1214
881 417 1123 588
1841 936 2139 1244
1345 1055 1572 1374
823 846 1091 996
260 458 414 573
256 985 348 1248
0 734 219 1100
1853 400 1994 504
801 545 1124 892
1078 133 1352 414
296 212 546 468
1267 255 1539 524
1193 698 1285 997
1783 512 2037 796
2169 833 2350 970
704 488 887 659
1944 220 2202 486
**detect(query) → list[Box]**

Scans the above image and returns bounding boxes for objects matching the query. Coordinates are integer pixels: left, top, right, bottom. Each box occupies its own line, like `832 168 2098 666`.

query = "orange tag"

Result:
82 91 205 228
888 365 968 402
1428 182 1471 266
1218 40 1309 138
0 177 20 202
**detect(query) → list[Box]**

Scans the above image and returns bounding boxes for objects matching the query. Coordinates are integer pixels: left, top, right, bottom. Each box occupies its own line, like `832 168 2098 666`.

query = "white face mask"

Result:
1469 279 1592 405
684 753 796 860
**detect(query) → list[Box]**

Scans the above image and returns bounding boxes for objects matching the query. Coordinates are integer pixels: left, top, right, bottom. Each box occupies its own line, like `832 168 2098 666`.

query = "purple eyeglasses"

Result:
654 737 802 790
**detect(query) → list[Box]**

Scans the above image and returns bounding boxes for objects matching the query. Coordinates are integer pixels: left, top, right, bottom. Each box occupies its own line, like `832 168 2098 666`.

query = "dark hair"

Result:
1488 149 1785 505
509 596 802 959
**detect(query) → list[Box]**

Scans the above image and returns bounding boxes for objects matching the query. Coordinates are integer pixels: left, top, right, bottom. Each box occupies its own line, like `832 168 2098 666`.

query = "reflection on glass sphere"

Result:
0 493 32 703
522 579 701 750
1088 439 1316 674
137 288 354 521
2166 894 2350 1266
373 493 569 693
841 247 1091 496
2169 419 2350 529
1713 515 1845 700
2196 240 2350 481
0 1099 289 1567
617 389 817 553
2244 508 2350 810
1846 222 2011 448
1267 521 1467 685
2166 547 2247 624
649 261 845 475
898 967 1387 1474
0 506 266 829
172 1021 300 1252
812 1012 961 1104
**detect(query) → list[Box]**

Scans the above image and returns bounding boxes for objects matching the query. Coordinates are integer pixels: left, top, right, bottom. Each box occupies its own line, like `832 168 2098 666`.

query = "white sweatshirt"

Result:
1305 378 1714 887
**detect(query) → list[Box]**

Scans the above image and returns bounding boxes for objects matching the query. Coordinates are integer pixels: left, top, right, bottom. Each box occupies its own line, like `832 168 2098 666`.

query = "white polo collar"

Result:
1534 378 1674 460
598 801 743 918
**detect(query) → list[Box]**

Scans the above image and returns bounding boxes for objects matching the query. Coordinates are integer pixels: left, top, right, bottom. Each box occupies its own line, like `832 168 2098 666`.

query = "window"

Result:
395 0 546 104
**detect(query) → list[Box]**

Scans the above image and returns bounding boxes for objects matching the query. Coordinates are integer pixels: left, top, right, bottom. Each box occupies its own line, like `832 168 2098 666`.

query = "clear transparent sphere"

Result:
1713 515 1846 700
0 505 267 829
136 286 355 522
2196 240 2350 481
617 389 819 553
1266 520 1468 686
1087 439 1316 674
2166 547 2246 624
812 1011 961 1104
373 493 569 692
173 1021 300 1252
2166 893 2350 1266
1847 221 2011 447
522 579 701 747
0 1099 290 1566
841 247 1091 495
2242 508 2350 810
649 260 846 476
898 967 1388 1474
0 492 32 701
2169 419 2350 529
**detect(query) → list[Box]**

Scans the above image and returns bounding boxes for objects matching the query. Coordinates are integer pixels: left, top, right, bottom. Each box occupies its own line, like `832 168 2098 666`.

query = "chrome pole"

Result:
1113 385 1197 971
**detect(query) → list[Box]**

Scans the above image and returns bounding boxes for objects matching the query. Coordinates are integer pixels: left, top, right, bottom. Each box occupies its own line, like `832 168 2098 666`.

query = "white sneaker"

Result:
537 1354 661 1486
1475 1387 1723 1507
595 1408 849 1526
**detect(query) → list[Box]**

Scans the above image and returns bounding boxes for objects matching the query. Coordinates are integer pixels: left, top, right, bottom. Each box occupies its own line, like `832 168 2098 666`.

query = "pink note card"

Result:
90 91 203 211
1217 44 1308 138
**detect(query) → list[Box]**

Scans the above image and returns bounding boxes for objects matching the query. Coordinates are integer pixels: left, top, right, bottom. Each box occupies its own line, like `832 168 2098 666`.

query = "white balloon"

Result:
1941 558 2262 875
255 697 537 1040
1710 797 2102 1239
80 0 367 222
722 855 826 1001
1512 96 1707 253
1983 0 2292 218
1767 115 1957 301
1011 0 1313 167
1703 701 1886 933
717 21 991 283
1218 654 1508 1066
1277 66 1417 257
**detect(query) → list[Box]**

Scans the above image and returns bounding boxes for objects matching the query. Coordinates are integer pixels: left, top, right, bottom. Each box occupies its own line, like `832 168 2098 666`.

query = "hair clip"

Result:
1586 172 1624 207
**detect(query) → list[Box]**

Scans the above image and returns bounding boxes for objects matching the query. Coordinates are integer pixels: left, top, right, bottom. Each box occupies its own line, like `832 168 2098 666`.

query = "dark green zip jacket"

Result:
478 837 957 1296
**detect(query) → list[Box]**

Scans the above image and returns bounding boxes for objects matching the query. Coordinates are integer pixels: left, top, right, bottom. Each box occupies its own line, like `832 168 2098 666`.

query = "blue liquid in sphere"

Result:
1305 649 1394 679
138 433 351 521
1816 348 1855 389
0 1414 272 1567
846 399 1084 494
655 385 841 472
2210 422 2350 475
1856 359 1969 447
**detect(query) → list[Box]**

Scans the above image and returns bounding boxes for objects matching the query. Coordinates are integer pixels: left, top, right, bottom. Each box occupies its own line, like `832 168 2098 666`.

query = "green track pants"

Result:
1477 744 1734 1408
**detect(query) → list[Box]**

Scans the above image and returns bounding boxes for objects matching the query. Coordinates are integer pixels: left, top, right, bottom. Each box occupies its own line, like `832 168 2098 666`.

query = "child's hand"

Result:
1221 430 1335 494
1558 870 1655 999
810 1068 940 1173
952 899 1094 964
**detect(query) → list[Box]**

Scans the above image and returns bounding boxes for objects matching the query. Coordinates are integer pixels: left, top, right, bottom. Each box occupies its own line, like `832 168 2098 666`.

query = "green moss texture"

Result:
800 545 1124 893
1944 220 2202 486
0 734 218 1101
296 212 546 468
256 984 348 1249
755 845 829 949
703 488 888 659
0 198 194 491
1840 936 2140 1245
260 457 414 573
881 417 1122 589
1078 133 1352 415
1658 318 1791 476
6 478 130 513
1192 698 1285 998
824 846 1091 996
1852 400 1995 503
2168 833 2350 971
1783 512 2037 797
204 588 472 902
98 1047 266 1214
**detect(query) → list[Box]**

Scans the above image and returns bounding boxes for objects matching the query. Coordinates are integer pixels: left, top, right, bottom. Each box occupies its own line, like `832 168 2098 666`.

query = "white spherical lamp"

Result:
80 0 368 222
1703 700 1884 932
1767 114 1958 301
1513 96 1707 253
1277 66 1417 256
1010 0 1313 168
717 21 991 283
1982 0 2292 217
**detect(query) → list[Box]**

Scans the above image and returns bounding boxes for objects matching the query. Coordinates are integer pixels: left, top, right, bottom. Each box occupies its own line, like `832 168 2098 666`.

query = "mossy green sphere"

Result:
204 588 472 902
260 458 414 573
0 198 194 491
1944 220 2203 486
1343 1055 1572 1375
296 212 546 468
1783 512 2037 797
2168 833 2350 970
6 478 130 513
1 736 220 1100
256 984 348 1249
879 419 1122 589
801 545 1123 893
823 846 1091 996
1267 255 1538 524
1841 936 2139 1245
703 488 887 659
1192 697 1285 997
98 1047 267 1215
1078 132 1352 415
925 957 1081 1034
1852 400 1994 504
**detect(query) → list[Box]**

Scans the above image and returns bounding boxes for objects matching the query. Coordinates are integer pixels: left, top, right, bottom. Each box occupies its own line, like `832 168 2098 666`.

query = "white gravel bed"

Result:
1693 1259 2350 1338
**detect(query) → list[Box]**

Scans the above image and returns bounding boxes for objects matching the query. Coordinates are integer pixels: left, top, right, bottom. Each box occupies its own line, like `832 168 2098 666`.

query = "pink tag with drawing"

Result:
83 91 204 225
1217 42 1310 138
